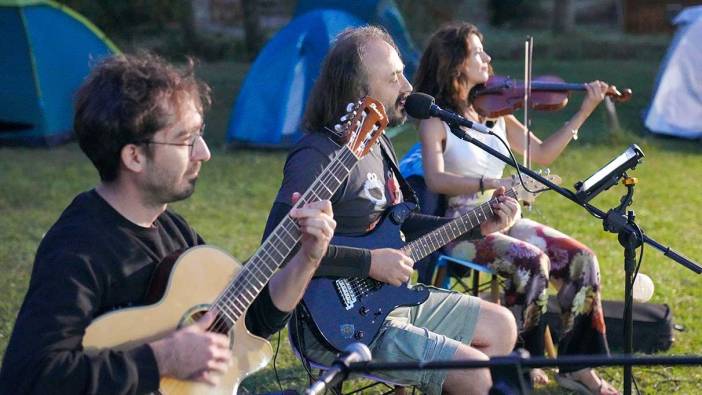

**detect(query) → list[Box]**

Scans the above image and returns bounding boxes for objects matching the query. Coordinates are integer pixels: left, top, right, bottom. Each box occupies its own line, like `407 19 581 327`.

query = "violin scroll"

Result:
606 86 632 103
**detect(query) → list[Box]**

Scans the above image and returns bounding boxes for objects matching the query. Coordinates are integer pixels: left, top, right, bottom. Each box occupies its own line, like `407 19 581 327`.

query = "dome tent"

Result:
644 6 702 139
226 9 363 149
0 0 117 146
226 0 419 148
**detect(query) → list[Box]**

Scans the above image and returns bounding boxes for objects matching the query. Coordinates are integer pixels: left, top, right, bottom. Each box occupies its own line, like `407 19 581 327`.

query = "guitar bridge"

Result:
335 278 357 310
334 278 382 310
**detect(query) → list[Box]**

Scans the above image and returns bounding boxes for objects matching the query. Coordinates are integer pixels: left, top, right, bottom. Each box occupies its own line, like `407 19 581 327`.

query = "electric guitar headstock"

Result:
331 96 388 159
512 172 562 206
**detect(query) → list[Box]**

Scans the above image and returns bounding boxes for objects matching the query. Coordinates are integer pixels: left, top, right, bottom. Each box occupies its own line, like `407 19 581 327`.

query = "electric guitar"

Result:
82 97 389 395
302 174 559 352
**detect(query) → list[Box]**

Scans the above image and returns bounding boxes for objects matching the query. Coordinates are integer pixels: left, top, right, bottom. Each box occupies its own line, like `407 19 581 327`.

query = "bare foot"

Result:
529 368 549 386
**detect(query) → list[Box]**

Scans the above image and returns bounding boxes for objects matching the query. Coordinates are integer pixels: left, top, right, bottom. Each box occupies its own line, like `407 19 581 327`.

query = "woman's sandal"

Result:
555 371 619 395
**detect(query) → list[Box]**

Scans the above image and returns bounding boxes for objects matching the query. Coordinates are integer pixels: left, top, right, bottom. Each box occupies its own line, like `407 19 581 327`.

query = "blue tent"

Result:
226 0 419 148
294 0 420 78
0 0 117 146
644 6 702 139
227 10 362 148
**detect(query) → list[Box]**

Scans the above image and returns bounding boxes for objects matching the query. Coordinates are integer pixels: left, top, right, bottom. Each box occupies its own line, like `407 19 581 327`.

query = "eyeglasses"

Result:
138 124 206 156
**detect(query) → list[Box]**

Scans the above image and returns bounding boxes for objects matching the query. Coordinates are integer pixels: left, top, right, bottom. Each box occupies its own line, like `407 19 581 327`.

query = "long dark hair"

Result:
303 26 398 141
74 52 210 182
414 22 486 115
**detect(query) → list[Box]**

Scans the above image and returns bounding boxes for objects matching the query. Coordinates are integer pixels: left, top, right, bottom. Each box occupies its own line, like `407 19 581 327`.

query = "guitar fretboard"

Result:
212 145 360 325
348 188 519 295
402 188 518 262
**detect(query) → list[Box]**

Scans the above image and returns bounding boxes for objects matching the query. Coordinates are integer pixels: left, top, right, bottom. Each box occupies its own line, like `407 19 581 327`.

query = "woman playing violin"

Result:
414 22 619 395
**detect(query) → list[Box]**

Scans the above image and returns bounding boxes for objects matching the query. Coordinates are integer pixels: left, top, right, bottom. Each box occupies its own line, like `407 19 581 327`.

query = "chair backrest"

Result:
398 142 448 217
405 175 449 284
405 175 447 217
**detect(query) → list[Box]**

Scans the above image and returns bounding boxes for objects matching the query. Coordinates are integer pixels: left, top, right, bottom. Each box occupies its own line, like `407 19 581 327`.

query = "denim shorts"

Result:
299 286 481 395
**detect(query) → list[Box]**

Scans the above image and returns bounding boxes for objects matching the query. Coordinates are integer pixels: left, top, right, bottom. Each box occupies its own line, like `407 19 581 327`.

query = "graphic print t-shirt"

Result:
273 133 402 234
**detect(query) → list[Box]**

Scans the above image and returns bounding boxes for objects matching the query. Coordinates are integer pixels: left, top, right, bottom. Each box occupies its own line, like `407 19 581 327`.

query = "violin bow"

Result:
523 35 534 170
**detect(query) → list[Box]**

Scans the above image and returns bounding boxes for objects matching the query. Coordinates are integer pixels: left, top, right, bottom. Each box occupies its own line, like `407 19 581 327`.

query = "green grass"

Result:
2 54 702 394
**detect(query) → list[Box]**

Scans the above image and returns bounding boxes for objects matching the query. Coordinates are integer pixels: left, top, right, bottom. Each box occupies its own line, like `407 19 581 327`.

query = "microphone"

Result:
304 342 372 395
405 92 492 134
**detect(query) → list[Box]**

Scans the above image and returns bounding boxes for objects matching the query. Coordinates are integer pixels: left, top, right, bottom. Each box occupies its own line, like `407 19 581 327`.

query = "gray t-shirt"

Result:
273 132 404 234
264 131 480 279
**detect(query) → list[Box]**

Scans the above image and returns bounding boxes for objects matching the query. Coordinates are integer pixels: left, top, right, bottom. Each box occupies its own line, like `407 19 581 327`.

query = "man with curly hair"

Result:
0 53 336 394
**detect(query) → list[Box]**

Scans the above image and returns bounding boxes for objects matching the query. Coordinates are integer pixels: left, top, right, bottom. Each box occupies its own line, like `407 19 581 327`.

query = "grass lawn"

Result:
1 55 701 394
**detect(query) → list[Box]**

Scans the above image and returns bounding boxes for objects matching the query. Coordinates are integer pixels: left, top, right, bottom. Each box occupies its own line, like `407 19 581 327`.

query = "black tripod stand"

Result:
445 123 701 394
602 176 643 394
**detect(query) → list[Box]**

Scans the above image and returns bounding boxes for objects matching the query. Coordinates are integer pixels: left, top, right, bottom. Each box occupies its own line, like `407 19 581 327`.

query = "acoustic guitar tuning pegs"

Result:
334 124 343 132
346 102 356 112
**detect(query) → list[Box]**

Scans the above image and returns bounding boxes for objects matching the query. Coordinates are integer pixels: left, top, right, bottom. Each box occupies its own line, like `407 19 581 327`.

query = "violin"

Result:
472 75 632 118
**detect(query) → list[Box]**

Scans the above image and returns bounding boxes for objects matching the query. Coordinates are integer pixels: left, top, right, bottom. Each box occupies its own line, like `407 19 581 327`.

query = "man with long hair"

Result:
263 26 520 395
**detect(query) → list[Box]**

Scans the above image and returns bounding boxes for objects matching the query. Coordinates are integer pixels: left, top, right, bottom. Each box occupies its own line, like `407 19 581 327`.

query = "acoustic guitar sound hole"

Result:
207 311 232 335
179 305 232 335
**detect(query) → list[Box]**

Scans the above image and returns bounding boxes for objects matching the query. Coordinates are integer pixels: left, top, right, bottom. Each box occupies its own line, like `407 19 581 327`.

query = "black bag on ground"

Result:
544 296 677 354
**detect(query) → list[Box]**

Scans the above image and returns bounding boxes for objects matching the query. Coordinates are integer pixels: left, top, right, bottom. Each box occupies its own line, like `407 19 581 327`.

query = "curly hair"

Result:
303 26 399 140
74 52 211 182
414 22 487 115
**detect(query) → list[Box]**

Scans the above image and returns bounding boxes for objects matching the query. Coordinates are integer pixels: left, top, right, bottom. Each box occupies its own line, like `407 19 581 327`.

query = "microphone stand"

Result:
348 354 702 372
446 122 701 395
346 353 702 395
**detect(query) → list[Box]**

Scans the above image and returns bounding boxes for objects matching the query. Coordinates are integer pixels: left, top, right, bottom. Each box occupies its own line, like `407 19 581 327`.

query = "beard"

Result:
388 109 407 127
143 172 198 206
168 178 197 202
386 97 408 127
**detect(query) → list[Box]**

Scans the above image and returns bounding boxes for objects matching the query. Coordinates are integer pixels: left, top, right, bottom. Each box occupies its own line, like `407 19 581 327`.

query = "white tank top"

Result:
442 117 510 209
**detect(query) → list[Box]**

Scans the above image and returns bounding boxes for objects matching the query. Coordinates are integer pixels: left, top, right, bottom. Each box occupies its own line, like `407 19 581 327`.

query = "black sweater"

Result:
0 190 289 394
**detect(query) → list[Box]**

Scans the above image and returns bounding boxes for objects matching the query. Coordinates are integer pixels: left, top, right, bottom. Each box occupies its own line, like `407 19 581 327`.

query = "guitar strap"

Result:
378 135 419 207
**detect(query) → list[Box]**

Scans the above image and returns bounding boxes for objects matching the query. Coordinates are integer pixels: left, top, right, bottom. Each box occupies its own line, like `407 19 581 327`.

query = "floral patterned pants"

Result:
444 216 609 369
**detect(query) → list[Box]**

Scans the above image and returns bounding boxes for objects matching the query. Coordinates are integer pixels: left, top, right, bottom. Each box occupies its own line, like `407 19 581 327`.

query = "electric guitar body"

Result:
303 174 561 351
303 204 430 351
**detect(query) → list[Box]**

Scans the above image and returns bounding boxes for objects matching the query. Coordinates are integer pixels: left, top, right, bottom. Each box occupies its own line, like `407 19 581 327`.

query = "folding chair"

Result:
434 254 501 303
433 256 557 359
405 175 557 359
